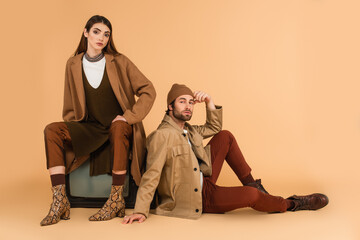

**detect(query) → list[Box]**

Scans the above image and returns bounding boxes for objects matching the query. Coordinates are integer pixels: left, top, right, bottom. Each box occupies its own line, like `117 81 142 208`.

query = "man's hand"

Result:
122 214 146 224
112 115 127 123
193 91 215 110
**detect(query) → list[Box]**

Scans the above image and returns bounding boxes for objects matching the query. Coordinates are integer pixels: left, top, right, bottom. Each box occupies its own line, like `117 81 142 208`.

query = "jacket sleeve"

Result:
191 105 223 139
121 56 156 125
62 60 75 122
133 131 168 218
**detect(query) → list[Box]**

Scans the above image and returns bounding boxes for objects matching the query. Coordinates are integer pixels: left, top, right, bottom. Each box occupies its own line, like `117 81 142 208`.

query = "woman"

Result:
40 15 156 226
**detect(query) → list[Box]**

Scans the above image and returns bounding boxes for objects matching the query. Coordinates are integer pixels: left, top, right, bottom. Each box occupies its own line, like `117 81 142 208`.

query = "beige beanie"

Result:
167 84 194 106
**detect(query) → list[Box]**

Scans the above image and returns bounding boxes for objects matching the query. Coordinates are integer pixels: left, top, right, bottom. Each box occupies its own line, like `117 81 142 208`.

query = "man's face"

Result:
170 95 195 121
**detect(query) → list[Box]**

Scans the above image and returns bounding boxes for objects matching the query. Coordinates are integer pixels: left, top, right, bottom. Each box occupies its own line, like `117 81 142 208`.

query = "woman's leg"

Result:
89 120 133 221
41 122 71 226
44 122 71 185
109 120 133 185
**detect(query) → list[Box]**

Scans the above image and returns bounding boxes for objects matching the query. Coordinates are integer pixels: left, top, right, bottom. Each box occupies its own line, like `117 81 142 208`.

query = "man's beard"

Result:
173 109 192 121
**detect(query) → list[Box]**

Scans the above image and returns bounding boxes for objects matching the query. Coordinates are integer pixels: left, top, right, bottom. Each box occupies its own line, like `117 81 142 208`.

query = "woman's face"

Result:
84 22 111 53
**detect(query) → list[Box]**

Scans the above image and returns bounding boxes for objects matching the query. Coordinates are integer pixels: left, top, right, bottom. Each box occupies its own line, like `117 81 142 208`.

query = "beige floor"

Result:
0 175 357 240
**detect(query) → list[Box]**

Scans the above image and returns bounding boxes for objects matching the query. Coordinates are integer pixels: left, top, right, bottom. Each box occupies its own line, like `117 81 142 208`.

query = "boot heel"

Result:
117 207 125 218
61 207 71 220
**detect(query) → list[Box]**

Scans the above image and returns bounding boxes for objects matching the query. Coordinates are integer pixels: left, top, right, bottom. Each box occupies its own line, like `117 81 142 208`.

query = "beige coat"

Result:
134 106 222 219
62 52 156 185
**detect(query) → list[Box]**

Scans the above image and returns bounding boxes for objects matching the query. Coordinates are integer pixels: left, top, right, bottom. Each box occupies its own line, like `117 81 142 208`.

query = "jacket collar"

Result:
160 114 186 133
160 114 195 136
160 114 204 149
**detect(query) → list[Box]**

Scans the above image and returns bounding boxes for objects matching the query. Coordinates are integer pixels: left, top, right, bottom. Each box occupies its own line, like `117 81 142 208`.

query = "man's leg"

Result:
207 130 268 193
207 130 254 185
202 130 328 213
202 177 328 213
202 180 289 213
89 120 133 221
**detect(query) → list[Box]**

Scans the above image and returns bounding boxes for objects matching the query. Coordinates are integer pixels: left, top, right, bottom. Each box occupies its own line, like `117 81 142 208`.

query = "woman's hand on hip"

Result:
112 115 127 123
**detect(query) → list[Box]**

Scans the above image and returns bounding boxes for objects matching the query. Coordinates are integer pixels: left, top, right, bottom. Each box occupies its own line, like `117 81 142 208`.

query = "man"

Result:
122 84 328 224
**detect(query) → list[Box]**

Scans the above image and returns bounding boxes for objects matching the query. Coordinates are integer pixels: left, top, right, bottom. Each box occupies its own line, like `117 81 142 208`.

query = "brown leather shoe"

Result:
245 179 269 194
287 193 329 211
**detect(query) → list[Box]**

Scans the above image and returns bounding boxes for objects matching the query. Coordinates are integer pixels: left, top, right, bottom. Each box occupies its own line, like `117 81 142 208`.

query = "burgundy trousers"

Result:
202 130 288 213
44 120 132 171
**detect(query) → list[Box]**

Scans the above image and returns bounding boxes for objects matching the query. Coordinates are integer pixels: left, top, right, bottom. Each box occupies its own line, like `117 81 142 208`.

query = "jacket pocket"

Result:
171 144 191 168
172 144 189 156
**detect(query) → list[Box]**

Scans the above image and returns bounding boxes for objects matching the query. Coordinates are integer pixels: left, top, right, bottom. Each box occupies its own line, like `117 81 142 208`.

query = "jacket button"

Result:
194 168 197 171
194 188 198 192
195 209 199 213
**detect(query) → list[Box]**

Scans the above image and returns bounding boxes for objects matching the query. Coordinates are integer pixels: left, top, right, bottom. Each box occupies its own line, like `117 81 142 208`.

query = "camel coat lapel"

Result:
105 54 129 111
69 53 86 118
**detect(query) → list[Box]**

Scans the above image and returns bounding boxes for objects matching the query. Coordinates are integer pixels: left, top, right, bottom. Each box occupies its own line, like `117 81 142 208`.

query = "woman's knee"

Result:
110 120 132 137
44 122 62 136
110 120 129 130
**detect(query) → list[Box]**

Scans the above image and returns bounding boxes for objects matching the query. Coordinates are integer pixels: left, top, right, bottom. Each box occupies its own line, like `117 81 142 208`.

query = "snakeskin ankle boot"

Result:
89 185 125 221
40 184 70 226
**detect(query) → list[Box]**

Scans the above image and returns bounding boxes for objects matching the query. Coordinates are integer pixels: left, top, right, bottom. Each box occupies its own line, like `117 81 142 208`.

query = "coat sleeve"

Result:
133 131 168 218
191 105 223 139
121 56 156 125
62 59 75 122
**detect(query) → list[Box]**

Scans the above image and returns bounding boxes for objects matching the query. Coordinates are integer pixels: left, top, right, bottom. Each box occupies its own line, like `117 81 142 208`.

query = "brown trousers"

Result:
202 130 288 213
44 121 133 171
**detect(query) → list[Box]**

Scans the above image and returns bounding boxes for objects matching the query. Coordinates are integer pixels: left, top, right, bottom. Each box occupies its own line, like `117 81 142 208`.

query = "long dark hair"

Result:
74 15 119 56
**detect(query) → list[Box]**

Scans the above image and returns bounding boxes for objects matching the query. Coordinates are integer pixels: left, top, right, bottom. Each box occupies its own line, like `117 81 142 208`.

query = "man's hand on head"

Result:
193 91 216 110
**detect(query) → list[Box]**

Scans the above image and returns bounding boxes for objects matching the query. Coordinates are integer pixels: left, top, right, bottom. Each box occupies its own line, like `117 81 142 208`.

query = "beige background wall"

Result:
1 0 359 239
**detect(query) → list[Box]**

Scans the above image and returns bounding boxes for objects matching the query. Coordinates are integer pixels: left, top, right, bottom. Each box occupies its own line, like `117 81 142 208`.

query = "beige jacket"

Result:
62 52 156 185
134 106 222 219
